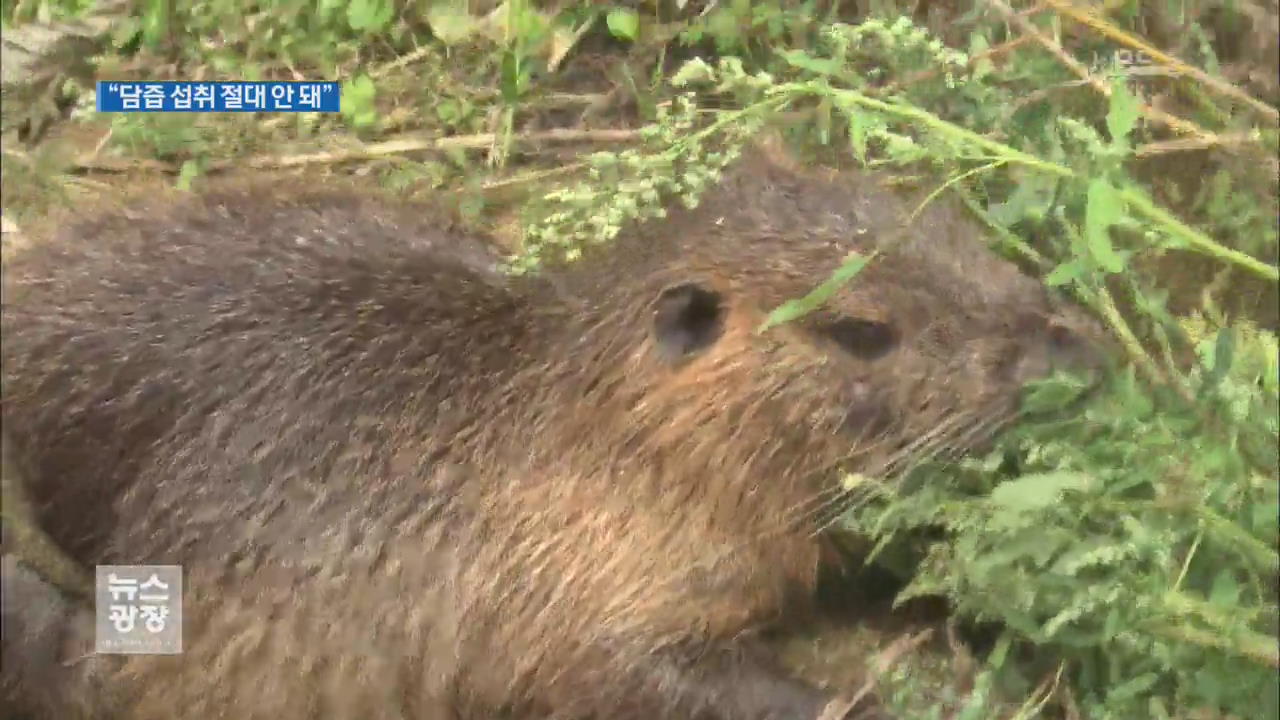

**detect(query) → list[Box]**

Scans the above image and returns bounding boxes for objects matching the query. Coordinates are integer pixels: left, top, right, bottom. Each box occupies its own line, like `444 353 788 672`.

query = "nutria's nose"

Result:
1010 321 1104 387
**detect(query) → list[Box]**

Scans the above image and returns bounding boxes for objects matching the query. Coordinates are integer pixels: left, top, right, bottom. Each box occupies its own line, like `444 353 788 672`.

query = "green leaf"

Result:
110 17 142 49
1110 672 1159 701
987 632 1014 669
344 74 375 104
1252 501 1280 536
969 33 994 79
1021 373 1090 413
847 111 870 166
506 5 550 47
435 98 461 125
347 0 393 32
1205 327 1235 386
426 1 477 45
671 57 715 87
987 173 1058 227
981 527 1070 568
1106 76 1141 146
815 96 832 146
605 7 639 42
705 7 744 51
340 74 377 130
989 472 1093 514
779 48 844 77
176 160 201 191
1192 666 1227 706
500 50 529 103
1084 178 1127 274
1208 570 1241 609
1104 606 1122 638
141 0 168 49
757 252 875 333
1044 259 1083 287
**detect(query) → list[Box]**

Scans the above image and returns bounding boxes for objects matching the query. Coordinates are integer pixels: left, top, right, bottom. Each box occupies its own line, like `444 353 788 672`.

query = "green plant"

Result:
108 111 209 162
1 0 95 25
515 79 772 273
846 321 1278 719
523 14 1277 717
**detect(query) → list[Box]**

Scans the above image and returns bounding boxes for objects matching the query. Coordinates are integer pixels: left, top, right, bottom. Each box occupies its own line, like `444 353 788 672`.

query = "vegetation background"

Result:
1 1 1277 718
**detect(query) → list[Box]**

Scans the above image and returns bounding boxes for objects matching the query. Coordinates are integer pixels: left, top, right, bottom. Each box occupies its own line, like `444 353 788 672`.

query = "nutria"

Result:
0 143 1095 720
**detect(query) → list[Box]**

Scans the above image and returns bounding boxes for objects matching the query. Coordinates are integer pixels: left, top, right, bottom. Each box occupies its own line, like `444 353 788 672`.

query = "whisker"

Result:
870 411 971 478
807 407 1021 538
933 407 1018 463
785 412 975 539
638 404 1023 599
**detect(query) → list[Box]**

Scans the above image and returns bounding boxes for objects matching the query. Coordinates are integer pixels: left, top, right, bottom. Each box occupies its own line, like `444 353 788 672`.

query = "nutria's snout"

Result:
1050 321 1108 381
1006 320 1101 385
1003 311 1108 415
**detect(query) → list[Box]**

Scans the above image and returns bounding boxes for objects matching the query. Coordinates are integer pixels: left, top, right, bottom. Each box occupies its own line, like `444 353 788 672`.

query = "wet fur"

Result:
1 148 1086 719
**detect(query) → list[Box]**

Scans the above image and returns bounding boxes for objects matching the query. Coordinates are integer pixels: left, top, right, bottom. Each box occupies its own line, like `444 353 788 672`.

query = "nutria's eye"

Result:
652 283 725 363
1046 322 1097 373
819 317 897 361
1048 323 1078 353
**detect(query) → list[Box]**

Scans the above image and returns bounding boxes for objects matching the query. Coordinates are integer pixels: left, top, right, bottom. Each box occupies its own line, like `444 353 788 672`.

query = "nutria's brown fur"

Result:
1 145 1094 720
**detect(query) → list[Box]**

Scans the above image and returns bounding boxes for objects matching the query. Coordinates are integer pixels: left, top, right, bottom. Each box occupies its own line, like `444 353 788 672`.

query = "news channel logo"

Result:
95 565 183 655
96 81 340 113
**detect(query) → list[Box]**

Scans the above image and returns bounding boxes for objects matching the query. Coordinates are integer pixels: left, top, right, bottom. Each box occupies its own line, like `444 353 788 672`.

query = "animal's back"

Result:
3 186 516 560
2 187 529 719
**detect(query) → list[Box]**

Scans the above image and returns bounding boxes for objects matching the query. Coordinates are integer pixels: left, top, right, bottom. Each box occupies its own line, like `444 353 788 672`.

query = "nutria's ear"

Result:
651 283 726 363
